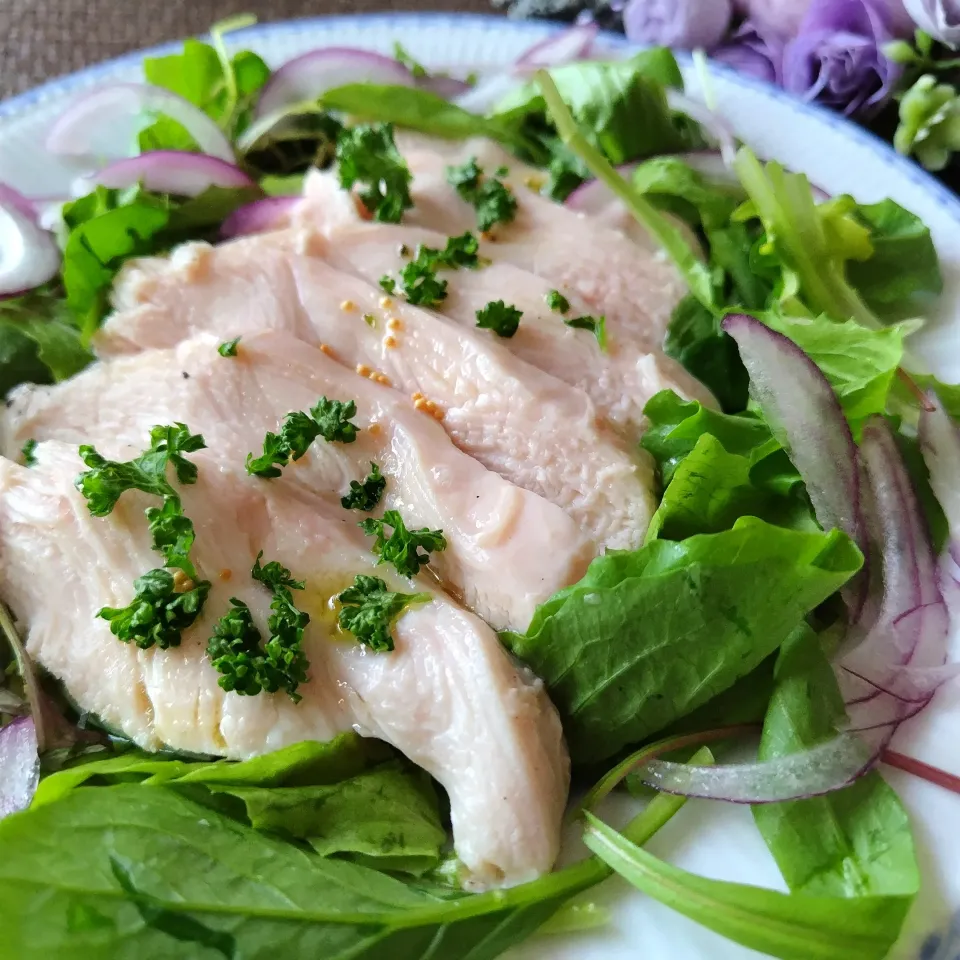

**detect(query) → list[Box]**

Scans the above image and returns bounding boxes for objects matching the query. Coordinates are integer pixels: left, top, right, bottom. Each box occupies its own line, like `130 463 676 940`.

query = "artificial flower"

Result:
622 0 733 50
713 20 786 82
783 0 904 114
902 0 960 47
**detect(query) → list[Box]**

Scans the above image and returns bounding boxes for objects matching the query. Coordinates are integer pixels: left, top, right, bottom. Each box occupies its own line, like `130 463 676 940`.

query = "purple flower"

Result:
903 0 960 46
782 0 904 115
712 21 785 83
738 0 914 38
623 0 733 50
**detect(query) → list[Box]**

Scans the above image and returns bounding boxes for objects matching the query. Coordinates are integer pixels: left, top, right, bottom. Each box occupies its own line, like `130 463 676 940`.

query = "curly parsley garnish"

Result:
378 232 482 307
341 462 387 511
77 424 211 648
476 300 523 339
337 574 430 652
446 157 518 232
565 314 608 351
247 398 359 479
218 337 241 357
20 439 38 467
99 570 210 651
336 123 413 224
545 289 570 314
359 509 446 578
207 553 310 701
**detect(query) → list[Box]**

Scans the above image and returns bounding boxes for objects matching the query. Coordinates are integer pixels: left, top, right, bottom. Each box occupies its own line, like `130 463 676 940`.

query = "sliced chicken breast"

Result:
6 331 591 632
101 239 656 551
301 140 689 355
0 441 568 888
290 172 714 434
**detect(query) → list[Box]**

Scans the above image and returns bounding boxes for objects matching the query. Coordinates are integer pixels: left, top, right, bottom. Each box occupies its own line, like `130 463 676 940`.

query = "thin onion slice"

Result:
637 732 878 804
665 88 737 166
0 717 39 819
255 48 415 120
419 75 472 99
73 151 255 198
220 196 299 239
514 24 599 72
0 184 37 221
47 83 234 164
454 73 520 114
0 199 61 297
722 314 867 558
920 391 960 557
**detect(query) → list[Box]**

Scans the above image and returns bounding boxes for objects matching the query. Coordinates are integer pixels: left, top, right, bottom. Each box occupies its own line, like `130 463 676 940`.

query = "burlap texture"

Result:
1 0 493 100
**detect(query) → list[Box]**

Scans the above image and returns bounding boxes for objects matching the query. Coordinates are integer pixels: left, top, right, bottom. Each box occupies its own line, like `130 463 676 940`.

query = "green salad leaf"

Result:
646 433 815 541
142 35 270 141
503 519 862 762
664 295 750 411
752 629 919 909
844 198 942 318
32 733 444 874
641 390 799 494
632 156 742 229
760 311 920 429
583 812 910 960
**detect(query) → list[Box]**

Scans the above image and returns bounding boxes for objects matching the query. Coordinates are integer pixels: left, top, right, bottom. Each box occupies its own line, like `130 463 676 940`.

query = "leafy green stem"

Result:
209 14 256 131
534 69 716 312
0 601 46 751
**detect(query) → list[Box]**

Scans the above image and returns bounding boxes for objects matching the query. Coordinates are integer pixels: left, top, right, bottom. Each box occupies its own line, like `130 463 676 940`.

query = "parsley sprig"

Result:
218 337 241 357
99 570 210 651
378 232 482 307
246 397 359 478
564 313 608 351
359 510 446 578
341 462 387 511
76 424 211 648
446 157 518 232
337 574 430 652
207 552 311 701
476 300 523 338
336 123 413 223
20 439 38 467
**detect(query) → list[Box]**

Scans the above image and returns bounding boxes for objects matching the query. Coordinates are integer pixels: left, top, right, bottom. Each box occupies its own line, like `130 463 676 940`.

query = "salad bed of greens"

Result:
2 16 960 960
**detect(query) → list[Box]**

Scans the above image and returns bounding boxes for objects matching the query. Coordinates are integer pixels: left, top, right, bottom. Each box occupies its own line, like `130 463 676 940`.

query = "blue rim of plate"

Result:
3 10 960 227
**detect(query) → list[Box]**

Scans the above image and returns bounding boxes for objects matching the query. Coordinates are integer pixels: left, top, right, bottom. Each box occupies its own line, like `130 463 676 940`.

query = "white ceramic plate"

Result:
1 13 958 960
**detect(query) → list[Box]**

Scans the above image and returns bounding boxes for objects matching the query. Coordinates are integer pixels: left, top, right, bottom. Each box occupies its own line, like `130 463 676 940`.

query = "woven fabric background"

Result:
0 0 494 99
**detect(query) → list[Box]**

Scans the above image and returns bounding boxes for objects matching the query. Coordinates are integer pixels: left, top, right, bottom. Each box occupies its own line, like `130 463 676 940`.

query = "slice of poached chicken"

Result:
0 441 568 888
100 240 656 552
6 331 591 632
291 172 714 435
303 139 689 355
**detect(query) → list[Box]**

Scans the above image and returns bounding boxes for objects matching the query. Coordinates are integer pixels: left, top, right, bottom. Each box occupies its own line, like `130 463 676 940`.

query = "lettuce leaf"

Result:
632 156 742 229
142 38 270 142
752 628 919 911
760 312 920 429
33 733 444 874
647 433 816 541
502 519 862 762
845 198 942 319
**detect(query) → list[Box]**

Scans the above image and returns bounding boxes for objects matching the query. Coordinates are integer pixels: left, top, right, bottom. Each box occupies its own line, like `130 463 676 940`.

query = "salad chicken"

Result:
0 17 958 960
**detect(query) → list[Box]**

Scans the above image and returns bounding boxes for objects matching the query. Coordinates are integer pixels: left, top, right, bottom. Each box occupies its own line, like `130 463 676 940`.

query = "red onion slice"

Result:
454 73 520 114
0 198 61 297
220 196 299 239
73 151 255 199
0 184 37 221
920 391 960 555
255 48 415 120
419 75 473 99
637 731 877 804
47 83 234 164
514 24 599 72
0 717 39 819
722 314 867 557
